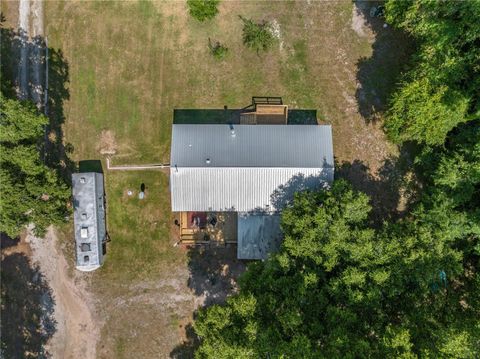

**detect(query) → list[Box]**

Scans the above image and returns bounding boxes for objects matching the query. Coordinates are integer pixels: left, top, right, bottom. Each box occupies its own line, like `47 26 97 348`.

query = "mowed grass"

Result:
99 170 180 281
43 0 408 356
45 0 380 165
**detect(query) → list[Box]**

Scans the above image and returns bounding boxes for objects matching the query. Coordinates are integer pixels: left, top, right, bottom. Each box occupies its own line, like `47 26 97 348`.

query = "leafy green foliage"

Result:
0 95 70 237
239 16 274 53
207 38 228 60
416 121 480 212
385 77 469 145
384 0 480 145
194 179 480 357
187 0 219 22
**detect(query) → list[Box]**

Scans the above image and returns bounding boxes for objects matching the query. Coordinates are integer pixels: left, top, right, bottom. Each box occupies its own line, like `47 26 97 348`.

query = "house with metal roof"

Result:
170 122 334 260
72 172 106 271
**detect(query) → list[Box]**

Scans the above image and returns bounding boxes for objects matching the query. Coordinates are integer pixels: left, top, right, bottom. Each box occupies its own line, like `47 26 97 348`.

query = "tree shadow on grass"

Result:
170 246 246 358
1 232 20 249
170 323 200 359
1 253 56 358
0 19 76 182
186 246 245 307
336 147 419 224
354 0 415 123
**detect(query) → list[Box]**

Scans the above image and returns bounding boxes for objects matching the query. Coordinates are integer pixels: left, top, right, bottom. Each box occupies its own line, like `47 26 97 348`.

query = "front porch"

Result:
179 212 238 244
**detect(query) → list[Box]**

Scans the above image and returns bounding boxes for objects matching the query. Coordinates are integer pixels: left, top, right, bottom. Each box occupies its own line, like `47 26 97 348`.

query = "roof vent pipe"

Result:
206 158 211 165
230 129 236 138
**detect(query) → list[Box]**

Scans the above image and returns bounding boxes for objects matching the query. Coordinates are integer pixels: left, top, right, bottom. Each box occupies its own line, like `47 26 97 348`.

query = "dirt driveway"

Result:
28 228 99 359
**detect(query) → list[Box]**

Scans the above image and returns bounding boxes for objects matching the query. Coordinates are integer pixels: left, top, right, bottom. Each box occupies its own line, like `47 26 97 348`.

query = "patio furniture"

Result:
208 214 218 227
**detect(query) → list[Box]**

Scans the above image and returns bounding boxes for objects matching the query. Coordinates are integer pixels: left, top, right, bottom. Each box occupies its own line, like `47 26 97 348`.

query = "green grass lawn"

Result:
100 170 178 280
43 1 409 357
45 0 386 165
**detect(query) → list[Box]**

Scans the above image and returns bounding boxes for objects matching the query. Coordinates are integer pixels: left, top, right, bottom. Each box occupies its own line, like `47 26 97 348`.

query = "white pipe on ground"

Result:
105 157 170 171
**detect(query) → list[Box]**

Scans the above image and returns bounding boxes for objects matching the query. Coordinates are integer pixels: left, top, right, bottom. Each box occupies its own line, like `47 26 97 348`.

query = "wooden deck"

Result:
239 104 288 125
180 212 237 244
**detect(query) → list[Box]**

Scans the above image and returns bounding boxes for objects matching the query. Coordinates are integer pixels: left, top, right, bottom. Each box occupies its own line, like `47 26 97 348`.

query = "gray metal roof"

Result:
171 125 334 168
170 124 334 212
72 173 106 271
171 168 333 212
237 213 283 260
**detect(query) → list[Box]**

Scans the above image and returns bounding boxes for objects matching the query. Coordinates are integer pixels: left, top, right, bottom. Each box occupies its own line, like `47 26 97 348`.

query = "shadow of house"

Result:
173 96 318 125
0 20 75 181
287 109 318 125
354 1 415 123
174 109 242 125
173 108 318 125
78 160 104 174
1 253 56 358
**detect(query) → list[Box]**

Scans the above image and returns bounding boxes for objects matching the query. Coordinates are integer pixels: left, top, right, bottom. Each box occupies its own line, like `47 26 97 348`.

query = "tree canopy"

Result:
384 0 480 145
0 94 70 237
194 179 479 357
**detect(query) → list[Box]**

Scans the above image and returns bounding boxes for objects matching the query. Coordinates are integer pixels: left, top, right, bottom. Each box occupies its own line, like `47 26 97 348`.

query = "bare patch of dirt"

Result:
97 129 118 155
94 245 245 358
351 2 373 38
28 227 99 359
270 18 284 51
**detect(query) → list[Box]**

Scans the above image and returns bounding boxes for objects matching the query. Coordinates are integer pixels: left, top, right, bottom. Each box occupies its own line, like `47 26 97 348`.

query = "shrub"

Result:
187 0 219 22
208 38 228 60
239 16 274 53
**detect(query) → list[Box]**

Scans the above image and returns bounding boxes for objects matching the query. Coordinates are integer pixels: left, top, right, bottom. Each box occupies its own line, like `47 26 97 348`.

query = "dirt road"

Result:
28 228 99 359
17 0 30 99
16 0 45 104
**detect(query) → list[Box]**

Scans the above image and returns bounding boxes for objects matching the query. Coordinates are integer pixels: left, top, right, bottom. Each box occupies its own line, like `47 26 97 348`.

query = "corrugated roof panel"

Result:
170 167 334 212
171 124 334 168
